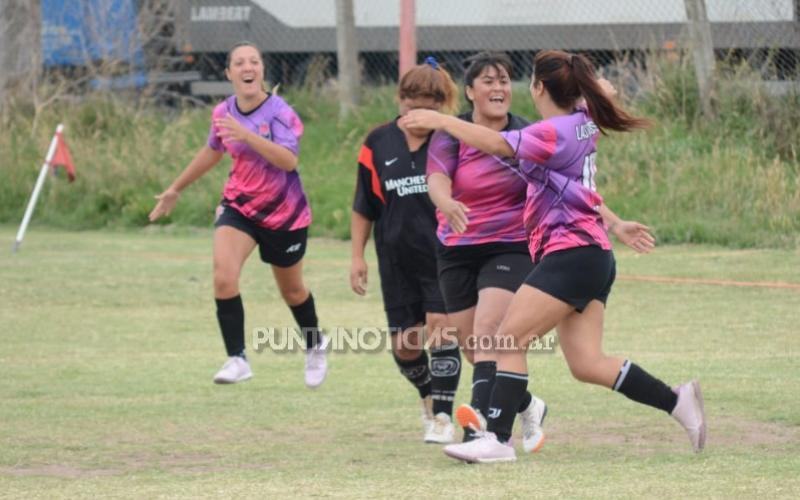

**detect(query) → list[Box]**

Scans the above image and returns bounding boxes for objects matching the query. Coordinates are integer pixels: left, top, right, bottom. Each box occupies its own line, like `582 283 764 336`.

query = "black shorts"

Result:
214 204 307 268
436 241 533 313
379 249 446 332
524 245 616 313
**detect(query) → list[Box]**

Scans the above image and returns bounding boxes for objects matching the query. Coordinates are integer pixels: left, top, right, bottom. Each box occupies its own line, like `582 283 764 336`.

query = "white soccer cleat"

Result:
424 412 455 444
671 380 706 452
304 333 330 388
443 432 517 463
213 356 253 384
420 395 435 438
519 395 547 453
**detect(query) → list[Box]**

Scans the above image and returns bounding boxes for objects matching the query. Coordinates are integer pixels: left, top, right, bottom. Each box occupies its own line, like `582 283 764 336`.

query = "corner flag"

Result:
12 124 75 253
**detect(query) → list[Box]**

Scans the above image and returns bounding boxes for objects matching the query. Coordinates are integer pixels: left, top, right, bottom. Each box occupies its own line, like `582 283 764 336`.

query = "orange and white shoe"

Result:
455 404 486 440
519 395 547 453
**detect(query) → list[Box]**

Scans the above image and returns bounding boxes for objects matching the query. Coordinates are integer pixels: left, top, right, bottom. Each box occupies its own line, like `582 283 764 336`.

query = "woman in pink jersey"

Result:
421 52 547 449
402 50 706 463
149 42 328 388
422 52 643 449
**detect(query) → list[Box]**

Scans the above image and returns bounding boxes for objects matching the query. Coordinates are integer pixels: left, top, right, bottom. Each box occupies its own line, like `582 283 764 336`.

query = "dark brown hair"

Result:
462 51 513 109
398 62 459 113
533 50 649 132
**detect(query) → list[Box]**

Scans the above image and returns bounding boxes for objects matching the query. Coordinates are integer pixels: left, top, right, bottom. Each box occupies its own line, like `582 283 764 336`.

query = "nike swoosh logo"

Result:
385 157 399 166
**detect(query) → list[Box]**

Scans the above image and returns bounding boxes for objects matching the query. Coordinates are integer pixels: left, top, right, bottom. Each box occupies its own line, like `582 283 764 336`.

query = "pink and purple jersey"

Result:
207 94 311 231
426 113 529 246
500 106 611 262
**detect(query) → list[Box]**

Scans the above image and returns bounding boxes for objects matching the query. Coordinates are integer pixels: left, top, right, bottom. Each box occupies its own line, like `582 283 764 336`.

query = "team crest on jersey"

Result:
258 122 272 140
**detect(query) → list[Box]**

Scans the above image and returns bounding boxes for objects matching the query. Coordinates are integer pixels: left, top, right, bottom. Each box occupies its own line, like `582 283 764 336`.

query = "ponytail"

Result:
533 50 649 133
570 55 649 132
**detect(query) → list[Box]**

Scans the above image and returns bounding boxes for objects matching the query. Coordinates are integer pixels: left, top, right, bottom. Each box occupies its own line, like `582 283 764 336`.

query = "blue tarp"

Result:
40 0 144 68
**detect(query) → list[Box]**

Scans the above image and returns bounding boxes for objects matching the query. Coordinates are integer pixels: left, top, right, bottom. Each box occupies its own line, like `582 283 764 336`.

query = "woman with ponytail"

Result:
401 50 705 463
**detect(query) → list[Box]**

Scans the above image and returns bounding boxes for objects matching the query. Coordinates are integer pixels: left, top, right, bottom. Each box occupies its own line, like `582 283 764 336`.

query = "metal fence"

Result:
182 0 799 88
1 0 798 102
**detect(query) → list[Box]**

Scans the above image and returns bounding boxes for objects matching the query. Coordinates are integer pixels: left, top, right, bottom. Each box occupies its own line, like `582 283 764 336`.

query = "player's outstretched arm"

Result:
400 110 513 157
598 203 655 254
149 146 223 222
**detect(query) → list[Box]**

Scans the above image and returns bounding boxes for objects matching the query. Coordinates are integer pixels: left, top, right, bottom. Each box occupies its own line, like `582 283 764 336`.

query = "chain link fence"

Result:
1 0 798 103
182 0 799 90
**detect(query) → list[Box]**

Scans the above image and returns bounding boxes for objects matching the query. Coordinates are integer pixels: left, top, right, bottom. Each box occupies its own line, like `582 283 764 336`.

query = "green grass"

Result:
1 226 799 498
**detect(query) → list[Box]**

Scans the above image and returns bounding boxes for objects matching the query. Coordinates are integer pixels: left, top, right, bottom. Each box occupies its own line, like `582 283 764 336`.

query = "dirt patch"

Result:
541 415 799 452
0 464 122 478
0 452 272 478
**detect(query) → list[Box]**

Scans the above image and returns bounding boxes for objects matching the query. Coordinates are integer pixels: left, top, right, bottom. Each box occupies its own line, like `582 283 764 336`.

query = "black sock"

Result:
393 351 432 399
471 361 496 416
517 391 532 413
430 343 461 416
216 295 245 358
486 371 528 443
613 360 678 414
464 361 496 440
289 292 321 349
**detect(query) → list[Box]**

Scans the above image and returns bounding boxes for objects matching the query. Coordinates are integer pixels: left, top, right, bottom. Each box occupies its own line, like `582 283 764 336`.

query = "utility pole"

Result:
399 0 416 78
335 0 360 116
684 0 716 116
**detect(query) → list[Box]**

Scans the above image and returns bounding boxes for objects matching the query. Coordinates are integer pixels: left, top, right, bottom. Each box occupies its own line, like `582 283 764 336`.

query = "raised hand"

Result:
215 114 252 145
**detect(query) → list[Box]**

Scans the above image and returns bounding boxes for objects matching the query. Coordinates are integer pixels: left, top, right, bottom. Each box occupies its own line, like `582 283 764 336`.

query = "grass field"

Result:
1 226 799 498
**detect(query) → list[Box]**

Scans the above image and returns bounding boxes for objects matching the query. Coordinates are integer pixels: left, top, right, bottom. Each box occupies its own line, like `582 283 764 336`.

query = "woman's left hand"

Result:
611 220 655 253
215 114 253 145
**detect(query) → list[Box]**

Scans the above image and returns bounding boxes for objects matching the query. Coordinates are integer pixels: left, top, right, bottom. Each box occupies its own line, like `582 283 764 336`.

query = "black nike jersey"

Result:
353 119 438 262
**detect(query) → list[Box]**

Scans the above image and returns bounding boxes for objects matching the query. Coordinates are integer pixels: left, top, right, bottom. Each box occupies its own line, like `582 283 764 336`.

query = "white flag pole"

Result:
12 124 64 253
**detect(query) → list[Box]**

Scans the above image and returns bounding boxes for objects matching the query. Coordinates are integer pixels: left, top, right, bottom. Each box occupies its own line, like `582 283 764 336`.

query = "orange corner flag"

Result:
51 128 75 182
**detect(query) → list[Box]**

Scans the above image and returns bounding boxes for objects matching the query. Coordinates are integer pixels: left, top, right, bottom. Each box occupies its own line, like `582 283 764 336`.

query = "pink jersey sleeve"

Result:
270 102 304 156
426 130 459 179
501 122 558 165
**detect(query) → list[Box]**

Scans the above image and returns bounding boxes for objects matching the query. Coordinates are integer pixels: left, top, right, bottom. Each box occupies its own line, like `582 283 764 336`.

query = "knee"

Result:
568 358 605 385
473 314 502 337
393 328 424 360
213 266 240 297
426 313 449 333
280 285 308 306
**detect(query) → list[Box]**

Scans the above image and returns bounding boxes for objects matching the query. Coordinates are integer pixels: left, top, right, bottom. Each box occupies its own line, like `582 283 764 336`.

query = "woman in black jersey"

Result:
350 58 461 443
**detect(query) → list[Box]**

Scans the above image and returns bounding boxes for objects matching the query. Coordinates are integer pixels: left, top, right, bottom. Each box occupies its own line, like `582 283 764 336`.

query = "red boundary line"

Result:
617 274 800 291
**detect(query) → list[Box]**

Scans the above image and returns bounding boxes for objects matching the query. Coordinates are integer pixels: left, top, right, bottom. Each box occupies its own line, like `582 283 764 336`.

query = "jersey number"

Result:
582 152 597 191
